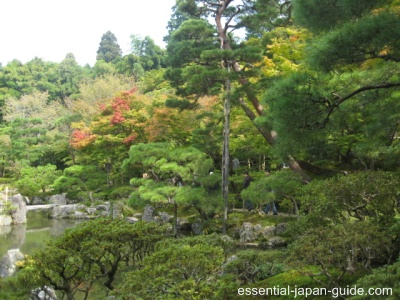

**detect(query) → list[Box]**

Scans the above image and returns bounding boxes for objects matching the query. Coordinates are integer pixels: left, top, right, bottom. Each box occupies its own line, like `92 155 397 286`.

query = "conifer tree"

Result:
96 31 123 63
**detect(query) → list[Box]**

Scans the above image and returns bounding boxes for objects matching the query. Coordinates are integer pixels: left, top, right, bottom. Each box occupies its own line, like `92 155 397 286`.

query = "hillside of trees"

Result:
1 0 399 299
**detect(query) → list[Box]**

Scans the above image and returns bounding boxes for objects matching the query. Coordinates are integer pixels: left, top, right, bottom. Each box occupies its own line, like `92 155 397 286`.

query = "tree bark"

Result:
222 70 231 235
173 201 178 237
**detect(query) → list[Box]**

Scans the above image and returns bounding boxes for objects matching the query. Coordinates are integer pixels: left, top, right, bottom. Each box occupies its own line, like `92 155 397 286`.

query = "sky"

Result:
0 0 176 66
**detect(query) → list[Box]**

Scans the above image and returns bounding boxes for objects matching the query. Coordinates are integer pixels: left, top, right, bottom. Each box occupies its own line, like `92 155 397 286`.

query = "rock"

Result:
76 204 87 211
111 202 123 219
191 220 203 235
177 218 191 231
142 205 155 222
158 212 173 224
32 196 45 205
125 217 139 224
240 222 255 243
22 196 30 205
75 204 97 216
240 242 259 248
98 211 109 217
262 225 276 237
31 286 58 300
253 224 263 237
0 215 12 226
276 222 289 235
10 194 27 224
96 204 108 211
267 236 287 247
48 194 67 206
51 204 78 219
73 211 89 219
0 249 25 278
85 207 97 215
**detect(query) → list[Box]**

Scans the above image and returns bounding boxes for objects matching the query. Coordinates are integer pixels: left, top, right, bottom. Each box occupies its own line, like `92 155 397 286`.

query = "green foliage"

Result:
0 201 18 215
115 237 225 299
164 13 237 96
130 35 165 71
349 260 400 300
137 68 171 93
115 53 145 79
267 66 400 167
124 143 213 192
91 59 116 76
241 170 303 212
223 249 286 284
288 222 391 287
156 234 236 259
0 115 60 171
257 268 325 300
124 143 216 233
96 31 122 63
2 7 400 300
52 165 107 199
15 164 61 197
238 0 292 37
292 0 386 32
166 19 216 67
285 171 400 288
127 144 221 230
108 185 133 199
0 58 63 115
306 11 400 72
74 73 135 120
241 174 275 210
12 218 165 299
267 1 400 171
300 171 399 225
56 53 84 101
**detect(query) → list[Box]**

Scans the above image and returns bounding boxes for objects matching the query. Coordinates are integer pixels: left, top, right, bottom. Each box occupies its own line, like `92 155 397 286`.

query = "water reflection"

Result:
0 210 84 258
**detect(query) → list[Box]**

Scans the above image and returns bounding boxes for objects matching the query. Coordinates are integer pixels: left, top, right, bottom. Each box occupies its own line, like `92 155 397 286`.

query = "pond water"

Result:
0 210 84 259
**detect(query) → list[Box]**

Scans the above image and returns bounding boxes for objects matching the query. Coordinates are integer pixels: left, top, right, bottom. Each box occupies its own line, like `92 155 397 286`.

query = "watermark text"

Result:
237 285 393 298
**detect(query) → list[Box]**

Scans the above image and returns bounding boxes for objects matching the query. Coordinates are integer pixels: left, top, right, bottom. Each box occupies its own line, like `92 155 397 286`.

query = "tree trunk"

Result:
287 195 299 215
173 201 178 237
222 70 231 235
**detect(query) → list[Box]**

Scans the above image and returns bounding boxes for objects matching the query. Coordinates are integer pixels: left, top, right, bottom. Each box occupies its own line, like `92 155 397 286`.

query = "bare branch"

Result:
224 7 241 34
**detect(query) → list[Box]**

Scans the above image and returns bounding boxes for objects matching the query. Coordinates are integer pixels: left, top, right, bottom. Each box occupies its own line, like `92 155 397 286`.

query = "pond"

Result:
0 210 84 259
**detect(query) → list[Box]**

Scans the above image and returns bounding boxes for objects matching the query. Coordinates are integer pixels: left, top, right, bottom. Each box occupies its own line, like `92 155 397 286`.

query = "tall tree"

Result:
96 31 123 63
56 53 84 103
165 0 309 179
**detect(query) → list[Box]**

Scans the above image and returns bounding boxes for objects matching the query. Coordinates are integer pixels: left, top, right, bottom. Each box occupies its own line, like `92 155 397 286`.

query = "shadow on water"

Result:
0 209 85 258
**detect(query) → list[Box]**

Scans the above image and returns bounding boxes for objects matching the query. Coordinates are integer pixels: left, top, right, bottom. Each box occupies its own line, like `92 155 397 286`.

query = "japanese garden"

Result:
0 0 399 299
